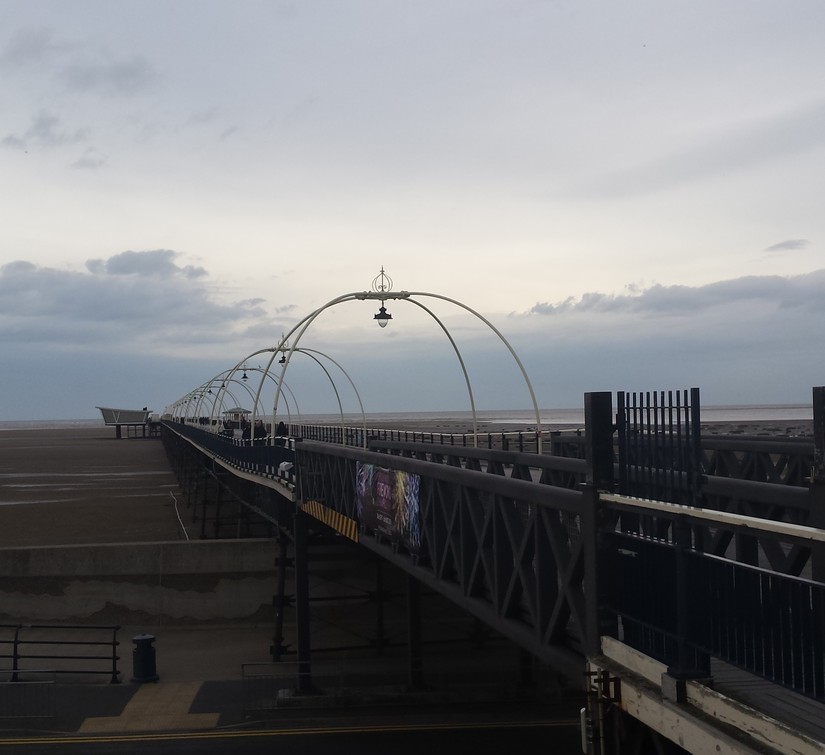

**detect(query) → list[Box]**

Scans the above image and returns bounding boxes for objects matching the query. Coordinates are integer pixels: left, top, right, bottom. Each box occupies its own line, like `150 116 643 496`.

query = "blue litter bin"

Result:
131 634 159 682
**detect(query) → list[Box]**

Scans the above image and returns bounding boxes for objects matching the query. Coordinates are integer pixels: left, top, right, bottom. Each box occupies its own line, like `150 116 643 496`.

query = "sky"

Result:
1 0 824 421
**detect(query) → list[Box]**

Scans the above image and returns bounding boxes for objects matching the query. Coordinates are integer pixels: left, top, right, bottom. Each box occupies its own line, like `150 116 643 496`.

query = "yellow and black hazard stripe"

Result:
300 499 359 542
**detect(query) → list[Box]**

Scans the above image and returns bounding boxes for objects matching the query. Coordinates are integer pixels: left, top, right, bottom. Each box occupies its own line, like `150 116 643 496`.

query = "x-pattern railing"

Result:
702 437 814 486
368 440 587 490
295 440 596 676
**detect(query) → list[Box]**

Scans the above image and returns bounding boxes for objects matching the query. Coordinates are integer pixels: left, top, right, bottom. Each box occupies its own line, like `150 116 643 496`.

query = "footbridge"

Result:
160 386 825 755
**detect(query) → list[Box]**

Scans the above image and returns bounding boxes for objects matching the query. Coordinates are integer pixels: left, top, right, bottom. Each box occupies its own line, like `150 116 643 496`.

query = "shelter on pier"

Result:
96 406 157 438
222 406 252 437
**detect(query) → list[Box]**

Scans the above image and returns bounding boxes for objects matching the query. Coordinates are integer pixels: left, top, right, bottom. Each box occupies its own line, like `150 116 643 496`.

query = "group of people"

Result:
221 418 267 439
221 418 289 442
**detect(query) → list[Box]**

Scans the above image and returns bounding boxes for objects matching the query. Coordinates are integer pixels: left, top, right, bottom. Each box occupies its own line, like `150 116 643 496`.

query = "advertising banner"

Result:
356 463 421 553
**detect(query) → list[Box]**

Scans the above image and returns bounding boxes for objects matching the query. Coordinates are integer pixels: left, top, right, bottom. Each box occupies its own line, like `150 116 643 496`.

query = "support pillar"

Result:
374 560 385 655
407 574 423 690
294 510 312 694
271 529 291 662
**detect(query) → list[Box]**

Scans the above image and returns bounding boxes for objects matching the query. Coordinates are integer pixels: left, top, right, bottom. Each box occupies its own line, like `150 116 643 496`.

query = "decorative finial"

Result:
371 266 393 295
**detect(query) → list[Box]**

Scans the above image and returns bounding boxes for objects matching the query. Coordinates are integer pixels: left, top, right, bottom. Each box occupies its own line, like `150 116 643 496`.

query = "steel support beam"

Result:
294 510 312 694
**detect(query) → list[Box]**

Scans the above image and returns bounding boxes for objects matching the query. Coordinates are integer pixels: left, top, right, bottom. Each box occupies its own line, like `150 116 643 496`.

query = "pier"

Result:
157 385 825 754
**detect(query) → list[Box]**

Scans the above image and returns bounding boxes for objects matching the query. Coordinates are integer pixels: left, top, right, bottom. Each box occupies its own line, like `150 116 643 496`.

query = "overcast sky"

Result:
1 1 823 421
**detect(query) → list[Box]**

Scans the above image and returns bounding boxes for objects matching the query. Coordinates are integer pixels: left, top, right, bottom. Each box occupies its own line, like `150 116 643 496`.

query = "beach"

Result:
0 427 181 548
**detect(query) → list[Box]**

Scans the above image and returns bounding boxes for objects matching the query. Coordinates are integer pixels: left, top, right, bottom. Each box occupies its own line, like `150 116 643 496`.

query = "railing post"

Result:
810 387 825 582
584 392 614 491
110 626 121 684
12 625 21 682
581 484 604 657
664 518 710 700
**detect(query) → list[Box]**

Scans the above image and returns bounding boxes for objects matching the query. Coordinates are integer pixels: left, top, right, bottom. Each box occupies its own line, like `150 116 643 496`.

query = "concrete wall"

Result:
0 539 278 625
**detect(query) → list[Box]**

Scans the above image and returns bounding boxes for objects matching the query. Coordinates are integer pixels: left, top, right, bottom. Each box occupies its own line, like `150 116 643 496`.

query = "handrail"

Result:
600 491 825 543
0 624 121 683
292 422 546 453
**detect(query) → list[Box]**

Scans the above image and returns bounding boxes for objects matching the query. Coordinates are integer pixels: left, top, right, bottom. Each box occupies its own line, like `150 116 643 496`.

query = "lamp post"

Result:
372 267 393 328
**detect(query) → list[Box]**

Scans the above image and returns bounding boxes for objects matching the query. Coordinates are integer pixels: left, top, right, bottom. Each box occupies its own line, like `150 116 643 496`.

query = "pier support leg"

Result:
271 529 291 662
374 560 385 655
294 510 312 694
407 574 423 690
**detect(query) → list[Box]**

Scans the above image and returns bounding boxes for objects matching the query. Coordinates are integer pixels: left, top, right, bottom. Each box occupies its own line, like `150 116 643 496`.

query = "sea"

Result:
0 404 814 431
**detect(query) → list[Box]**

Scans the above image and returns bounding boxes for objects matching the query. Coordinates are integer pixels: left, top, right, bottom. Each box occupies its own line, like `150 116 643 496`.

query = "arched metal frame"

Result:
209 366 299 432
169 367 299 431
166 273 542 452
245 347 367 447
264 287 543 453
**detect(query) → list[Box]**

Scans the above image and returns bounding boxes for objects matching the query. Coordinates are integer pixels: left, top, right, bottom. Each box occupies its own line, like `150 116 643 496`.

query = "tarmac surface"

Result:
0 426 583 740
1 625 579 737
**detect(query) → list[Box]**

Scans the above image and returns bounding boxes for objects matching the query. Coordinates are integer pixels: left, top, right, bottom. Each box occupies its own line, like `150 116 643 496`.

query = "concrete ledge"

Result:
0 539 278 624
0 539 276 577
593 637 825 755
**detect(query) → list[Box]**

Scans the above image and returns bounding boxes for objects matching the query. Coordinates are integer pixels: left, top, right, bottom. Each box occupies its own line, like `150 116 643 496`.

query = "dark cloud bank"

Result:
527 269 825 317
1 253 822 418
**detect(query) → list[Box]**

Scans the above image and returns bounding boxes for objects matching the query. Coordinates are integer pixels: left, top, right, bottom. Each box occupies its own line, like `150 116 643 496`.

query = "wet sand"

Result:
0 428 182 547
360 417 813 439
699 419 813 438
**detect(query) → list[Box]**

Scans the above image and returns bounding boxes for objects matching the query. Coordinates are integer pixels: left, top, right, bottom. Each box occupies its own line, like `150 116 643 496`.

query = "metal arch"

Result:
210 367 301 433
403 291 543 453
211 346 286 435
207 373 263 428
404 298 479 448
180 366 277 431
291 351 346 431
268 347 368 448
270 286 542 452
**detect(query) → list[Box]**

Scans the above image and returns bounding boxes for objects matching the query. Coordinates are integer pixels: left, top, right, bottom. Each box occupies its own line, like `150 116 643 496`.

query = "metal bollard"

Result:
131 634 159 683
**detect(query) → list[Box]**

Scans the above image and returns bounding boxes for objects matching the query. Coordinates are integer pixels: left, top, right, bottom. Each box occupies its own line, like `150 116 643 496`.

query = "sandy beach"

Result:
0 428 182 548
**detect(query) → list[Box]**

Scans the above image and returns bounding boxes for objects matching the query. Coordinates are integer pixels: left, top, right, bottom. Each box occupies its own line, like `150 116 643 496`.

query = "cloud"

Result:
0 26 63 69
1 111 88 150
527 270 825 317
59 54 158 97
0 251 278 354
2 260 822 419
764 239 810 253
586 100 825 198
71 152 107 170
85 249 207 279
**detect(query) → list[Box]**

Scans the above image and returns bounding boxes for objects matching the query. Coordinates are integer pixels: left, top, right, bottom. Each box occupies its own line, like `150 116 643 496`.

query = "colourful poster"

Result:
356 463 421 553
